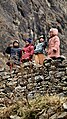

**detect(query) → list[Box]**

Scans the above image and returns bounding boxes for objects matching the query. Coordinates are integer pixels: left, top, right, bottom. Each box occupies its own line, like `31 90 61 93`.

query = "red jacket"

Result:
21 44 34 61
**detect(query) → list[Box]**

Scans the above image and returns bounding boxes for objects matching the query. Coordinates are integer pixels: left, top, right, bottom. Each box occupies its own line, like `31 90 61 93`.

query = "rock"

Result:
28 93 34 99
45 76 50 81
35 75 44 83
10 115 21 119
0 104 6 109
55 72 65 78
50 66 56 70
7 78 13 81
27 83 33 90
45 63 51 67
58 112 67 119
2 75 10 79
39 115 46 119
57 56 66 61
58 93 65 97
23 62 30 68
0 67 4 72
15 85 26 92
47 108 55 117
49 113 58 119
66 67 67 74
63 87 67 91
63 102 67 110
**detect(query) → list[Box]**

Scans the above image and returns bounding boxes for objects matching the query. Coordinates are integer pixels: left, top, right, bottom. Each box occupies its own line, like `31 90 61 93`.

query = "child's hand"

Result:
53 49 56 53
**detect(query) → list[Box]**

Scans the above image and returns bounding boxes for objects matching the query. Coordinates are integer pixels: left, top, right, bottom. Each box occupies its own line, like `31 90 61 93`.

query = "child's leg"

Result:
34 54 39 64
38 54 45 65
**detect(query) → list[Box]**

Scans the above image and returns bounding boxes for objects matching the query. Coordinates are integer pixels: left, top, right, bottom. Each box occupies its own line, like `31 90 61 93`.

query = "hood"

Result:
50 28 58 36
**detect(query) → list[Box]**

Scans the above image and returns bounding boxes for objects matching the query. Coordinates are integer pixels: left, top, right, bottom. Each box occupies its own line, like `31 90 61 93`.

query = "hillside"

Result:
0 0 67 56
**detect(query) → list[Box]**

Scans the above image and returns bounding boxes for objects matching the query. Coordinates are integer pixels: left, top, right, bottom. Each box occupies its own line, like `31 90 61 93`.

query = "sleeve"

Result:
5 47 11 54
19 49 22 58
43 41 47 49
53 36 60 51
22 47 25 53
34 45 36 50
30 45 34 56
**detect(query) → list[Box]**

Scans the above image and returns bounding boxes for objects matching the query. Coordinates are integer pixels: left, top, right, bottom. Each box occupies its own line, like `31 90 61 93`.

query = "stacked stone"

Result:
0 59 67 105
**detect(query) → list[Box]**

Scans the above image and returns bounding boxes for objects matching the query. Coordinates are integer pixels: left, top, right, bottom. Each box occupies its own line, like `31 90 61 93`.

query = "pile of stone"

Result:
0 58 67 102
0 57 67 119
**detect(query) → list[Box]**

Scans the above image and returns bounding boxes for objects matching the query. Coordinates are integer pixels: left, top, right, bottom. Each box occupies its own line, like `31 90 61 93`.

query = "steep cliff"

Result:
0 0 67 56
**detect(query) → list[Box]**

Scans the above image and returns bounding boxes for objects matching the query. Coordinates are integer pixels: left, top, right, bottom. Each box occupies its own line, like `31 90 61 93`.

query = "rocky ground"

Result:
0 53 67 118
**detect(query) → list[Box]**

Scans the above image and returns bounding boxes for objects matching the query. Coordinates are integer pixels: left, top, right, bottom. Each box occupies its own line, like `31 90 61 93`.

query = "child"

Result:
6 40 22 71
34 36 46 65
10 40 22 64
47 28 60 59
21 38 34 62
5 42 13 56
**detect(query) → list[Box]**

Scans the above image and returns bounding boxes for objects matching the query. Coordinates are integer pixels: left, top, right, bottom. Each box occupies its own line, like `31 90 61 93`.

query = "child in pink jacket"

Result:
47 28 60 58
21 38 34 62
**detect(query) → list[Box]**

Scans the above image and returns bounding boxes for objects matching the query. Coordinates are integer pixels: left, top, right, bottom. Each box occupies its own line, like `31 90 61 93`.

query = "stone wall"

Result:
0 58 67 105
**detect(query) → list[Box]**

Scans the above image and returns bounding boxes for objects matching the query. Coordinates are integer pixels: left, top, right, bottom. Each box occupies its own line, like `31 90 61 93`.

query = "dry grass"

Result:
0 94 67 119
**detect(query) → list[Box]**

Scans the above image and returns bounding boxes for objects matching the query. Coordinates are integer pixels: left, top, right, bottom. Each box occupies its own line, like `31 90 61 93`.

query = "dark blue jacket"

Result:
10 48 22 64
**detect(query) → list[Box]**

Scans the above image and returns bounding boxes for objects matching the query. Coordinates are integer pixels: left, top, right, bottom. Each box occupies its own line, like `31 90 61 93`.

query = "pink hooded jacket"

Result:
21 44 34 61
47 28 60 58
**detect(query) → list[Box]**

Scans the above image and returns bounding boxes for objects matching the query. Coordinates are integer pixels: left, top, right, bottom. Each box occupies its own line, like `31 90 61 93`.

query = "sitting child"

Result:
21 38 34 62
6 40 22 71
10 40 22 64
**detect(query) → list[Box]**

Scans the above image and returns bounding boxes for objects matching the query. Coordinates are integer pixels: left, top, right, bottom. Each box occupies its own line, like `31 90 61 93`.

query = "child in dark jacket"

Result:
6 40 22 71
10 40 22 64
5 42 13 55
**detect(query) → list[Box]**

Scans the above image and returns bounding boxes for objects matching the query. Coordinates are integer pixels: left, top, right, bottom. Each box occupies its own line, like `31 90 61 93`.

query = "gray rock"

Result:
58 112 67 119
63 87 67 91
63 102 67 110
7 81 17 86
2 75 10 79
10 115 21 119
49 113 58 119
28 93 34 99
0 67 4 72
35 75 44 83
0 104 6 109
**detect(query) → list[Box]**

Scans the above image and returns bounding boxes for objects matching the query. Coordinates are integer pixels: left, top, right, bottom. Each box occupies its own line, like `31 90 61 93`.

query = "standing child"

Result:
34 36 47 65
47 28 60 59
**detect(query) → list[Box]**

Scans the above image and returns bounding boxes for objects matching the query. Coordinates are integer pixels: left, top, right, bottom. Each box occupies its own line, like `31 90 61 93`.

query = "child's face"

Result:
39 38 44 42
14 42 19 47
10 43 13 48
50 31 53 37
26 41 29 45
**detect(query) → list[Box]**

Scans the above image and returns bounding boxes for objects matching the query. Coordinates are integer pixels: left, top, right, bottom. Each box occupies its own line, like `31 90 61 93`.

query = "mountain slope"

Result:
0 0 67 56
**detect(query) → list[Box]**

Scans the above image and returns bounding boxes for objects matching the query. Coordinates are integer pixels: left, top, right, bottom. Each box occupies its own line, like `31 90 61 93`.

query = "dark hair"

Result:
26 38 32 43
13 40 19 48
39 34 45 40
